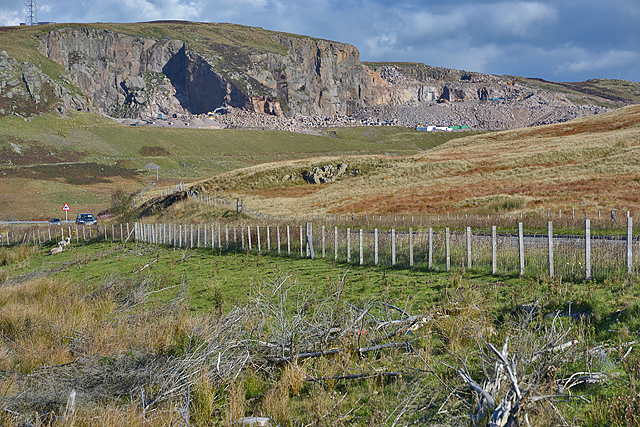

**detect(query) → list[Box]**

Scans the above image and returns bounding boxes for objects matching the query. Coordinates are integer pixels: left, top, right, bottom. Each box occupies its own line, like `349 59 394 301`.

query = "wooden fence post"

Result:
241 225 245 250
374 228 379 265
492 225 497 275
226 225 229 249
391 228 396 266
334 226 338 261
466 226 472 270
627 216 633 274
445 228 450 271
409 228 414 267
287 226 291 256
322 225 326 258
248 226 252 251
585 219 591 281
347 228 351 263
197 224 200 248
518 222 524 276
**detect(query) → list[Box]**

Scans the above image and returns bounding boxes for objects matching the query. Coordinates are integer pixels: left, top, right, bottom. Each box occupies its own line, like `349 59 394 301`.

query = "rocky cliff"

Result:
35 26 382 119
0 22 636 127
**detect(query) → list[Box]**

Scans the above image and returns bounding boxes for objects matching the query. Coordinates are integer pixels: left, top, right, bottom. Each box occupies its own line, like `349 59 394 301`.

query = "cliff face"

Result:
36 27 382 119
1 22 624 123
39 28 253 119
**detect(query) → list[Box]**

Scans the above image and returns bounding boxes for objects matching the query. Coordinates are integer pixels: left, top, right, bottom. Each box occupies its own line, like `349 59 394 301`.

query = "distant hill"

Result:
0 21 636 130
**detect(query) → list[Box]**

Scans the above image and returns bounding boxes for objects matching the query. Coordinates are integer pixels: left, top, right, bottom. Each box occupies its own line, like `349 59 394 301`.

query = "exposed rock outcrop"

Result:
0 49 86 117
302 163 356 184
37 27 379 119
0 23 628 129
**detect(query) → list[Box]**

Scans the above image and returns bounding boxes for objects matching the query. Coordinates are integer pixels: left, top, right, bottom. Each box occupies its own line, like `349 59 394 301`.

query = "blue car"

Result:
75 213 97 225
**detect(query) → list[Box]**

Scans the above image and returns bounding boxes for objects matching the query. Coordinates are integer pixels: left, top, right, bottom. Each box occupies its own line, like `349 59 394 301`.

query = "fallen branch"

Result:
266 341 412 364
266 348 343 364
134 259 158 274
178 251 195 264
359 342 410 354
145 284 181 297
305 372 402 382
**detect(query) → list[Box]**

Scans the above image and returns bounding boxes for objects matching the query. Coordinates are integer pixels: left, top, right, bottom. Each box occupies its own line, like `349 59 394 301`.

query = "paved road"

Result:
0 221 73 225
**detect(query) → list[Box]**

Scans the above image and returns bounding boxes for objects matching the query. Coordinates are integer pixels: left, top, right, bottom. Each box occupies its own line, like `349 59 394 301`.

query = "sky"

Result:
1 0 639 82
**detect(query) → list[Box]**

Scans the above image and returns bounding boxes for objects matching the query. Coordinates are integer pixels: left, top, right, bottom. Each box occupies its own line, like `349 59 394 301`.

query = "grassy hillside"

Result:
196 105 640 217
0 111 472 220
0 21 289 63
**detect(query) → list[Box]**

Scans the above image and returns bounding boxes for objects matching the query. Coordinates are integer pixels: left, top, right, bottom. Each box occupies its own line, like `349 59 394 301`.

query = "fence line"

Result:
123 219 640 282
184 190 640 233
4 219 640 282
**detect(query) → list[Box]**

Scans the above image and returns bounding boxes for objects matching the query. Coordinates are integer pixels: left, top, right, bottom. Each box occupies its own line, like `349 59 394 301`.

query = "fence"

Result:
3 218 639 282
186 191 640 232
0 223 132 247
128 218 640 282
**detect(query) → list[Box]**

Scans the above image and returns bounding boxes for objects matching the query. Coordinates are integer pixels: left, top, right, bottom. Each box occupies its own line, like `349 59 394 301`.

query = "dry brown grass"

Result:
0 275 195 375
199 105 640 216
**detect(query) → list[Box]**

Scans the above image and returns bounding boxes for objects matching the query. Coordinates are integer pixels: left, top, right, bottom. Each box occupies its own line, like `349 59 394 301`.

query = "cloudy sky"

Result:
1 0 638 82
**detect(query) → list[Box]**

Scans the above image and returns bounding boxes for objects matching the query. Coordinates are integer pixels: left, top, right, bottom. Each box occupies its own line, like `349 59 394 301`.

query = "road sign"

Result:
62 203 70 222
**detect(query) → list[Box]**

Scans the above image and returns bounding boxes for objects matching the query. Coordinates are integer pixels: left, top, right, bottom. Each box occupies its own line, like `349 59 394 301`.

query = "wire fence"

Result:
3 217 639 282
124 220 640 282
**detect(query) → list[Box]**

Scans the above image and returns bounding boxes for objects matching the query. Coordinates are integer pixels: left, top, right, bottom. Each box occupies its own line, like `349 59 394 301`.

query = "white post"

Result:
627 216 633 274
322 225 326 258
466 226 472 270
518 222 524 276
267 226 271 252
492 225 497 275
585 219 591 281
359 229 363 265
257 225 261 253
347 228 351 263
277 226 281 255
428 227 433 269
248 226 252 251
445 228 450 271
391 229 396 266
334 226 338 261
374 228 379 265
409 227 414 267
287 226 291 256
300 225 304 257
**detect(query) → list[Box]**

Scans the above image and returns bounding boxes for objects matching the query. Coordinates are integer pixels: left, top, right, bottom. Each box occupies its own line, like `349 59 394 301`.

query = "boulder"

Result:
125 75 146 92
302 163 349 184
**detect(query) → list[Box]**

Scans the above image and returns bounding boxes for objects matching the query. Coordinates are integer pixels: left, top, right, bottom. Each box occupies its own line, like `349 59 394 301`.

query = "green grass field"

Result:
0 236 638 426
